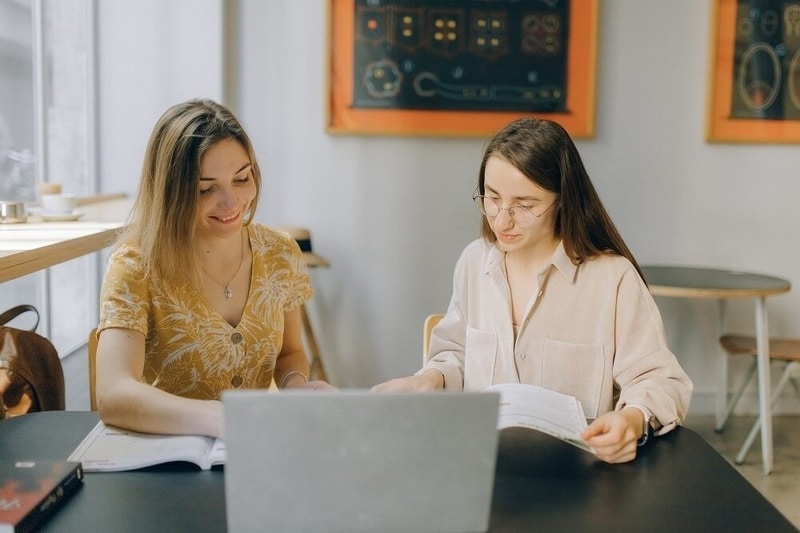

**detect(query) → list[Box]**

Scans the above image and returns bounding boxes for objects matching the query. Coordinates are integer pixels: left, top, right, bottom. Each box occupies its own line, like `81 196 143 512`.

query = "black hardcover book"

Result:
0 461 84 533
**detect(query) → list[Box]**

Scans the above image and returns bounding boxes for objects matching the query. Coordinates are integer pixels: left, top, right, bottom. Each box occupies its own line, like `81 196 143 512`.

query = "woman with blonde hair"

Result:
95 99 332 438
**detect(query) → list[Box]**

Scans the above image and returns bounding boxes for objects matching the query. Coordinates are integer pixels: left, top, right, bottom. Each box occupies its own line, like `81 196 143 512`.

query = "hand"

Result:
287 380 338 392
580 408 642 464
371 369 444 392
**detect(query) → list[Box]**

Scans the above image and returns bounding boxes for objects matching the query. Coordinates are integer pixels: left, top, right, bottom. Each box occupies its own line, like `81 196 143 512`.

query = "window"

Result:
0 0 98 356
0 0 35 202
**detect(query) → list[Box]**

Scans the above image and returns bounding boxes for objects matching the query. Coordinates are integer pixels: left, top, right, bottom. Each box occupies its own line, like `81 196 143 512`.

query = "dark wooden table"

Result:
1 411 795 532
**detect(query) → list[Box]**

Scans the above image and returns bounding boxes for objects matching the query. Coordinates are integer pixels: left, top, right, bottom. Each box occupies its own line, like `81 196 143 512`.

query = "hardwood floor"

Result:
61 350 800 529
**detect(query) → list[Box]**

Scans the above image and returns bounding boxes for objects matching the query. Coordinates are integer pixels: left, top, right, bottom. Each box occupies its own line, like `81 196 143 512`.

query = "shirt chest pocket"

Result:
463 326 497 391
540 338 604 419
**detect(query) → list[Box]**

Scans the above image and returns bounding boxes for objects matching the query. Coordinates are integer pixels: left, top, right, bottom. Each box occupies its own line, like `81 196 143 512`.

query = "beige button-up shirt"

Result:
422 239 692 434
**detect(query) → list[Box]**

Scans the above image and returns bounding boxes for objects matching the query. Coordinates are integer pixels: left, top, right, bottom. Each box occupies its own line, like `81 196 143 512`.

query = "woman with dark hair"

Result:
374 117 692 464
95 99 332 439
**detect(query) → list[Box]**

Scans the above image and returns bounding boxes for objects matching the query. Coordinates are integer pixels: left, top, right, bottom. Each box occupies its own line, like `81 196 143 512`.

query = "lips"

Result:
497 232 518 241
214 212 240 223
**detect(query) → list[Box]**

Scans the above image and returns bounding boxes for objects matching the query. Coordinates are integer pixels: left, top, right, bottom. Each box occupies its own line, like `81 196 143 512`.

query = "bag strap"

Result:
0 304 40 331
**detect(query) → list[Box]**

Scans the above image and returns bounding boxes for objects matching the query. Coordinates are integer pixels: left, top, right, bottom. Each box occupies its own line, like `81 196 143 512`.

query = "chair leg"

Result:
787 362 800 401
716 359 758 432
301 304 327 382
791 377 800 401
735 361 799 465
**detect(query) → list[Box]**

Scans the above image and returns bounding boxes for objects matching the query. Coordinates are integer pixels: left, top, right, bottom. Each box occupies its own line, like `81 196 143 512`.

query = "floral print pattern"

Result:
98 224 313 399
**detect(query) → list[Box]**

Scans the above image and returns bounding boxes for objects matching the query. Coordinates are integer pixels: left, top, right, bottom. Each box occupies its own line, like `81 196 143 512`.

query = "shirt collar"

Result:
483 239 578 283
550 241 578 283
484 242 505 273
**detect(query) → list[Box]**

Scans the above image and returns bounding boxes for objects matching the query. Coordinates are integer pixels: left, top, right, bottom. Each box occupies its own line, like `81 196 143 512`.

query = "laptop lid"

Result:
222 389 500 533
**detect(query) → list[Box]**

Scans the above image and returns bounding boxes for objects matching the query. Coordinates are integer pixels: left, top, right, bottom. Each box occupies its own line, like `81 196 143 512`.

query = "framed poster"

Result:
707 0 800 143
327 0 598 138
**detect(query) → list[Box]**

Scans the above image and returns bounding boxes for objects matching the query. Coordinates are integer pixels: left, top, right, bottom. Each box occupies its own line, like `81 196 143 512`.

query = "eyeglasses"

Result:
472 194 556 227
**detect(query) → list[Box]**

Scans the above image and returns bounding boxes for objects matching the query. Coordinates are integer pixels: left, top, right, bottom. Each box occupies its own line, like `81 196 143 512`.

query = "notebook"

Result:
222 389 501 533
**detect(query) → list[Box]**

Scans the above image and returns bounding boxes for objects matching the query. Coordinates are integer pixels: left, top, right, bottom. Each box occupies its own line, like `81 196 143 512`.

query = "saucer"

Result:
40 210 84 222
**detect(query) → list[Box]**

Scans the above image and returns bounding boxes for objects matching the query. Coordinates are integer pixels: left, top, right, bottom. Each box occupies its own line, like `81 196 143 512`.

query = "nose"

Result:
492 206 515 228
216 184 237 208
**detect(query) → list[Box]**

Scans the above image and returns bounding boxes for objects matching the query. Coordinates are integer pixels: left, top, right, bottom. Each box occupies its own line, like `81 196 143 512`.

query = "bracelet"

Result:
280 370 309 388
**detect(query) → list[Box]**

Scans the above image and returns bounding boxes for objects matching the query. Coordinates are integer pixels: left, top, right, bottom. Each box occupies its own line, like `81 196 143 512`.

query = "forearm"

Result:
98 379 224 439
372 368 444 392
274 348 311 388
417 360 461 390
419 368 445 389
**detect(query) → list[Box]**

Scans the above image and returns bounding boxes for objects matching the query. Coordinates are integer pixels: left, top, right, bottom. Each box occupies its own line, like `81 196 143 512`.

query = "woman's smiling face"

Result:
196 138 257 238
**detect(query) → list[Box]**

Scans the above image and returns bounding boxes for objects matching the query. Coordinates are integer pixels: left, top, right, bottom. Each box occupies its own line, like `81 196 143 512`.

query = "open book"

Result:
488 383 591 453
67 421 226 472
68 385 587 471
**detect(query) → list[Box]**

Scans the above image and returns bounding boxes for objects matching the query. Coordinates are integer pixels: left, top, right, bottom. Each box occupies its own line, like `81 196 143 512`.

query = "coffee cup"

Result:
41 193 77 215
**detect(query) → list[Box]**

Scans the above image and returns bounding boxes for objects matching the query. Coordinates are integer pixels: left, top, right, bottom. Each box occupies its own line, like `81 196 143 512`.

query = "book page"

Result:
207 439 226 467
487 383 592 453
68 422 217 471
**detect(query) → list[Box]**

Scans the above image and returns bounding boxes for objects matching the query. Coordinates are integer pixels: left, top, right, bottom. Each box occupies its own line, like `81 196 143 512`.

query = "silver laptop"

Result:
222 389 500 533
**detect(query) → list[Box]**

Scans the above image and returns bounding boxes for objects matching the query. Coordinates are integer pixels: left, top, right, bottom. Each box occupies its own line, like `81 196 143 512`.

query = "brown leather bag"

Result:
0 304 65 419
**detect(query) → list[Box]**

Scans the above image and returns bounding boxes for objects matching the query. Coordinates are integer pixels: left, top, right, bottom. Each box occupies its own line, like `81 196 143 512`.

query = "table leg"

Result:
715 299 728 431
736 297 773 474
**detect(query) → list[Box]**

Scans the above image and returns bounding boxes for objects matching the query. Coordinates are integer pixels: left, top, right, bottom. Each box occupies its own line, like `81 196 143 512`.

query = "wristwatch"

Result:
638 416 653 446
628 404 654 447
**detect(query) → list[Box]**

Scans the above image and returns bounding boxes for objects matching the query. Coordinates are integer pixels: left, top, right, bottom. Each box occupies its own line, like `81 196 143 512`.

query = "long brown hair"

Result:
118 99 262 284
477 117 644 281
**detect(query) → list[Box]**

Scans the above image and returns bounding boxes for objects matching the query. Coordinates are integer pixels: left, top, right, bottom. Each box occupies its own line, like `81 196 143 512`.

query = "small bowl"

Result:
0 201 27 224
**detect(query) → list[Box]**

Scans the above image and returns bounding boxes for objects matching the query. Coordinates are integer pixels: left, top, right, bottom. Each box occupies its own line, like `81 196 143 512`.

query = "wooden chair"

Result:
719 333 800 463
88 328 98 410
423 313 444 363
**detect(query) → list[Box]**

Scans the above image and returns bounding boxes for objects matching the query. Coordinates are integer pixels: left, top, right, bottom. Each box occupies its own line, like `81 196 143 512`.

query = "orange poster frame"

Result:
326 0 599 138
706 0 800 143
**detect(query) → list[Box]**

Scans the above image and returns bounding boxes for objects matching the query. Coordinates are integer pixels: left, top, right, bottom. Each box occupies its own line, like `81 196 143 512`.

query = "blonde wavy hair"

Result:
117 99 262 284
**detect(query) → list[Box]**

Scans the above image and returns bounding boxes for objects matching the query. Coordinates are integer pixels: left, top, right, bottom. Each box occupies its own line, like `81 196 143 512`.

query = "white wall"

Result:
98 1 800 414
96 0 224 192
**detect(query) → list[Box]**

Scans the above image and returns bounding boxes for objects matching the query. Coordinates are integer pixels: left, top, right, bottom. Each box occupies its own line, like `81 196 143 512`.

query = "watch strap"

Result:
626 404 654 447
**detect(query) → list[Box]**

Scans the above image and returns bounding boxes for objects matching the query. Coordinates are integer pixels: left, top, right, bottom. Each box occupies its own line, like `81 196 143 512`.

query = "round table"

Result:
642 265 791 474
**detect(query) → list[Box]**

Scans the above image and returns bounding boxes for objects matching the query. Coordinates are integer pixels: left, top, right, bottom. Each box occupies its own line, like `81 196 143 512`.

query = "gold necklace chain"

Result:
200 228 245 301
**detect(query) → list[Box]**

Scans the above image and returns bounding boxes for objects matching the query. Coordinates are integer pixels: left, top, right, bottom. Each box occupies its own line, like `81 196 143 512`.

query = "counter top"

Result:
0 196 130 283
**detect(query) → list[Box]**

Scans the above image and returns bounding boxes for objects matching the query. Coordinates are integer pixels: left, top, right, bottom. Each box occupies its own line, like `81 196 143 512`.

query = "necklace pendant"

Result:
224 287 233 300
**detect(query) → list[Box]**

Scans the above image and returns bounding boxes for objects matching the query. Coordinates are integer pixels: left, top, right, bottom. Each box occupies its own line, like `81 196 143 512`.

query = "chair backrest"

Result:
422 313 444 364
88 328 98 410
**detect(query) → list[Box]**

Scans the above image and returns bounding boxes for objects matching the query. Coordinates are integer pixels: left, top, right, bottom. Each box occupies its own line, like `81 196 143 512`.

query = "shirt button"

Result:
231 332 243 344
537 290 543 297
518 353 527 360
231 376 243 387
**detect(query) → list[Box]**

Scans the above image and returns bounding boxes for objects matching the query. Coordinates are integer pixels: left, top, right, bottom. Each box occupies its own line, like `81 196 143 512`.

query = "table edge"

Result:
649 284 791 299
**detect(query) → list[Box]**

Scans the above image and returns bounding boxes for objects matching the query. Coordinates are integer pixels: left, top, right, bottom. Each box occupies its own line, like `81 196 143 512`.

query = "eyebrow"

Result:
484 184 539 201
199 162 252 181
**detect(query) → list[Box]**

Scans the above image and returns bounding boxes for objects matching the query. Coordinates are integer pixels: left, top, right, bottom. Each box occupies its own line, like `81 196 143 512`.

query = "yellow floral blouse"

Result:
97 224 313 399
